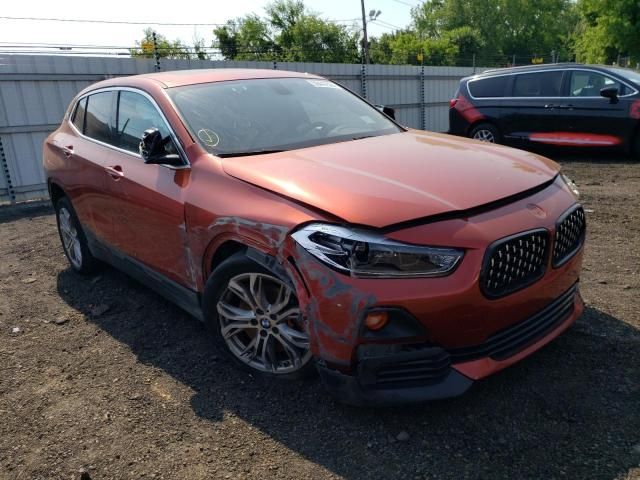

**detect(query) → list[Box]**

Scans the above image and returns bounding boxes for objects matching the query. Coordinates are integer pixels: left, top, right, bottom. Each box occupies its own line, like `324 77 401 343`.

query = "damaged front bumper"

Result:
315 285 584 406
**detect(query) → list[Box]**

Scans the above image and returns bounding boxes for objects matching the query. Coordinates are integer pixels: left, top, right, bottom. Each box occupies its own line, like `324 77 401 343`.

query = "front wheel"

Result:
470 123 501 144
202 253 315 380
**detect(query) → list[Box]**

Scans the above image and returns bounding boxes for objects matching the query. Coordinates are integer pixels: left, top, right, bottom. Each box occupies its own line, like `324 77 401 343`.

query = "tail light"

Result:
449 97 458 108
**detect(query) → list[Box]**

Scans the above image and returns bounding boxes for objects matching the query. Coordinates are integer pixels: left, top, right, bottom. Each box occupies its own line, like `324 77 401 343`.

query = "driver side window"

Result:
570 71 626 97
115 91 174 155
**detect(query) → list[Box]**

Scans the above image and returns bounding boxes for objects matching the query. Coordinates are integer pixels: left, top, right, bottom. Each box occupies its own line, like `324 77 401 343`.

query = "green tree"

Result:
131 28 191 59
213 0 359 62
575 0 640 65
411 0 576 63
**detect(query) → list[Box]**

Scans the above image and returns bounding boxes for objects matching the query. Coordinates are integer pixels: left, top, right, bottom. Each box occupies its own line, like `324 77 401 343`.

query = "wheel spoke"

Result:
269 283 291 314
278 324 309 349
272 332 303 367
217 301 255 322
249 274 267 310
275 306 300 323
227 278 257 309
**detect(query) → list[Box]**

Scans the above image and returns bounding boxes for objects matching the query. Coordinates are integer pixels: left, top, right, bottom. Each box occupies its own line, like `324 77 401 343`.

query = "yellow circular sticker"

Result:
197 129 220 147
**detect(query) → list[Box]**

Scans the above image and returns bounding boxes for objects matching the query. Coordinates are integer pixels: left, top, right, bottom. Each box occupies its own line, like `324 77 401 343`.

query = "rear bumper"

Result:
317 285 583 406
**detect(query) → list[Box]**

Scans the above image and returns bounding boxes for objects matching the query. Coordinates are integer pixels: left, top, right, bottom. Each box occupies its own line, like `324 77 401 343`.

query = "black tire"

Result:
469 123 501 144
55 196 99 274
202 252 315 381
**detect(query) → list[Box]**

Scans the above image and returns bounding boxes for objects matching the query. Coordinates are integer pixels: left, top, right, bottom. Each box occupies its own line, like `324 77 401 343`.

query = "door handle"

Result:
559 104 574 110
62 145 74 157
104 165 124 179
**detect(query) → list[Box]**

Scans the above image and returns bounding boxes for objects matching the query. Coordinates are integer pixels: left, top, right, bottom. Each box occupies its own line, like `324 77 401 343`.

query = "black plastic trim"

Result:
448 283 577 363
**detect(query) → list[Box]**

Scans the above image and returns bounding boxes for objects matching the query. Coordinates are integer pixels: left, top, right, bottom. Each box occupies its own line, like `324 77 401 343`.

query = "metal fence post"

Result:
360 63 367 99
152 31 161 72
0 136 16 204
420 65 426 131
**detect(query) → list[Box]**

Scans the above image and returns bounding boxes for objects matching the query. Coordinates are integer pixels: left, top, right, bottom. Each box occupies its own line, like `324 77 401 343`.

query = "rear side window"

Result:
115 91 171 153
468 76 510 98
85 92 115 144
71 97 86 132
569 71 628 97
513 71 563 97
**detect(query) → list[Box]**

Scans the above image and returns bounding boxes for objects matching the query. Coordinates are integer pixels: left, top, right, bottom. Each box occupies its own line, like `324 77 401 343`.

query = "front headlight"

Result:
291 223 464 278
561 173 580 198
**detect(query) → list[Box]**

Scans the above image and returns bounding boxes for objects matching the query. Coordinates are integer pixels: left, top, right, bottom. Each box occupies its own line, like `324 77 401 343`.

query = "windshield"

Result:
610 67 640 87
168 77 401 156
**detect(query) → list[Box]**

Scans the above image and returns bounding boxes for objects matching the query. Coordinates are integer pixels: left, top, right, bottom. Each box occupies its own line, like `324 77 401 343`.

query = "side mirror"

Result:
139 128 182 165
600 86 619 103
375 104 396 120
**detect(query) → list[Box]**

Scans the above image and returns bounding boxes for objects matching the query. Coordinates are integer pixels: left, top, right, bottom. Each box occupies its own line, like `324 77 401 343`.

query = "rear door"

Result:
552 69 634 148
499 70 565 144
105 89 193 288
61 91 117 244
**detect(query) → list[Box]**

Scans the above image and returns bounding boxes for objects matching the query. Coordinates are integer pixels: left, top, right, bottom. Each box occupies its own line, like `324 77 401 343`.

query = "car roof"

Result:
471 63 616 79
90 68 323 90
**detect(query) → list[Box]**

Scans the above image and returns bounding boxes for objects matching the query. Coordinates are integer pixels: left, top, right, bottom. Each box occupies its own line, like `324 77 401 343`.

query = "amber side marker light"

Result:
365 311 389 331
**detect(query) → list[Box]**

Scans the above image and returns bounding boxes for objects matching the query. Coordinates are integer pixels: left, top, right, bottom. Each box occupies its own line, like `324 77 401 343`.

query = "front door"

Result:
104 89 194 289
551 69 633 148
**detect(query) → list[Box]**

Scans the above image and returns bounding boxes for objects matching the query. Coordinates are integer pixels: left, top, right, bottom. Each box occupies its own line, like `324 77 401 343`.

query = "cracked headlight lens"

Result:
292 223 464 278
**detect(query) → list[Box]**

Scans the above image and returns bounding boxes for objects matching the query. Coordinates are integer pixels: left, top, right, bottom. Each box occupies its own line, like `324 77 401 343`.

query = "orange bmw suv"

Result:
44 69 585 405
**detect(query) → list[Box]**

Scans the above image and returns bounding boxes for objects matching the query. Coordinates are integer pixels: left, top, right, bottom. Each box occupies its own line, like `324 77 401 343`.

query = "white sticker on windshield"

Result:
359 115 375 124
306 79 340 89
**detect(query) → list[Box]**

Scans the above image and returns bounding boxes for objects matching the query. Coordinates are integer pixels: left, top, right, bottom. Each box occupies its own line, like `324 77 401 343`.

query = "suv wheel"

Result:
55 197 99 274
470 123 501 144
203 253 315 380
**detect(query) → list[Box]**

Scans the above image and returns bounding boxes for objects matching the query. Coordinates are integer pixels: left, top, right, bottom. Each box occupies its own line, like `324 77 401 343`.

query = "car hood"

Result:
221 130 560 228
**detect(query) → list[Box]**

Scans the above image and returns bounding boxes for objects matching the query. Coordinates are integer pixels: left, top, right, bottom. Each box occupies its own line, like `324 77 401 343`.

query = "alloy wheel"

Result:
473 129 496 143
58 206 83 269
216 272 311 374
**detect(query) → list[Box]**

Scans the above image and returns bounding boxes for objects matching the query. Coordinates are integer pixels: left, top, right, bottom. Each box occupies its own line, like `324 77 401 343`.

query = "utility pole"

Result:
361 0 370 64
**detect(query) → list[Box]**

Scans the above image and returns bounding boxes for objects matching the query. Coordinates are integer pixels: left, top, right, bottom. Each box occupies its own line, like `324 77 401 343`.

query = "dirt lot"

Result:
1 156 639 480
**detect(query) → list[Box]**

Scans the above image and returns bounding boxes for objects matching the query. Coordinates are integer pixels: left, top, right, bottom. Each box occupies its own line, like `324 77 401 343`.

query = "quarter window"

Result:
569 71 627 97
512 71 563 97
84 92 115 144
71 97 87 132
116 91 171 154
468 76 510 98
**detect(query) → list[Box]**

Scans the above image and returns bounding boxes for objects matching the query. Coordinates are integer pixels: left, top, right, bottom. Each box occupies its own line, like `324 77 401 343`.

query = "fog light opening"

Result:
365 311 389 331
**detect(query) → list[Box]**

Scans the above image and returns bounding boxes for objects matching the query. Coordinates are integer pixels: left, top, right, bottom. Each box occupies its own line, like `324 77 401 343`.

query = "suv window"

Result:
468 76 510 98
570 71 628 97
116 91 172 154
513 71 563 97
72 97 87 132
85 92 115 144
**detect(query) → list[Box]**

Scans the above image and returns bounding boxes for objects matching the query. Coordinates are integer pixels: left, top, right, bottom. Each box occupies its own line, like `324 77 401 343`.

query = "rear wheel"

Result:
470 123 501 144
202 253 314 380
55 196 99 274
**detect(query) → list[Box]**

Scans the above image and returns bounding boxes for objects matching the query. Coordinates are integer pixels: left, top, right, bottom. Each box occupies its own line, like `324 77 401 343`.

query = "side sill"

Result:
85 230 204 321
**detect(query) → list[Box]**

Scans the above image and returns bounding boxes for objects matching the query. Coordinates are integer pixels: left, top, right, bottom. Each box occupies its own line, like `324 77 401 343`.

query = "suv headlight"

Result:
291 223 464 278
561 173 580 198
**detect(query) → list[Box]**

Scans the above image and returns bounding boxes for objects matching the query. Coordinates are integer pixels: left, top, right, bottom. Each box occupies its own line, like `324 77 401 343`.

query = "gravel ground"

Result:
0 156 639 480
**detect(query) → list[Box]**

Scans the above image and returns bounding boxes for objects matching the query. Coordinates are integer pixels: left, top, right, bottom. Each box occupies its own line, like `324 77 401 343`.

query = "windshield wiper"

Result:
217 149 287 158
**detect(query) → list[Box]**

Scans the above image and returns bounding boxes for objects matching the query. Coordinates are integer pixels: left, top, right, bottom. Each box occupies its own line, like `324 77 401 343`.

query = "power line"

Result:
390 0 421 7
0 15 362 27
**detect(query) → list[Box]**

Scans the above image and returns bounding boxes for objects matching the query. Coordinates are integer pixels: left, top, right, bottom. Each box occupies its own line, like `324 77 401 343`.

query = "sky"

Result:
0 0 417 55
